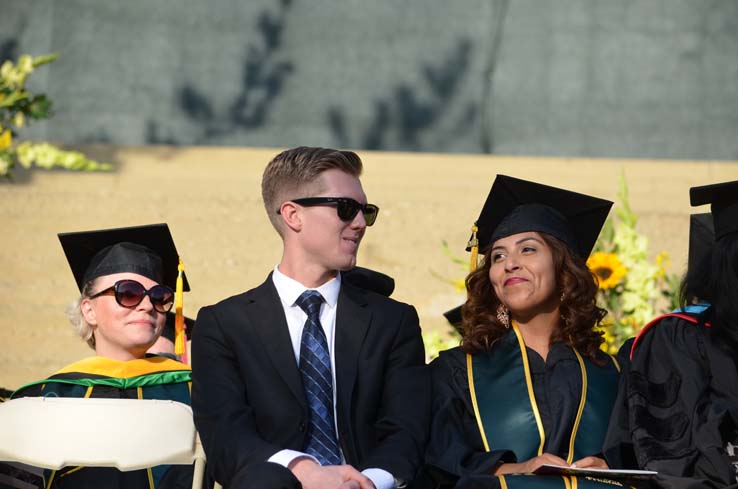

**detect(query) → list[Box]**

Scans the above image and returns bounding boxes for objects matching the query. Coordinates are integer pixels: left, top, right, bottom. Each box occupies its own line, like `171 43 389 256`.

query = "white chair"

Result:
0 397 207 489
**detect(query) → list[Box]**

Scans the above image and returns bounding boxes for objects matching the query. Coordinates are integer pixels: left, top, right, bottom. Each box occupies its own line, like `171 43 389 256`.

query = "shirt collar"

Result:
272 265 341 308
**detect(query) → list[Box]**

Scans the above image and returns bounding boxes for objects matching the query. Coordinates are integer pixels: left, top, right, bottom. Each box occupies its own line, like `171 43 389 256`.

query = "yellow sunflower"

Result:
587 252 627 289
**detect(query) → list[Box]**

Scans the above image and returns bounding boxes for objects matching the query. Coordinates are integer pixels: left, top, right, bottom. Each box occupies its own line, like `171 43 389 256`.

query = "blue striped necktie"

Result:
295 290 341 465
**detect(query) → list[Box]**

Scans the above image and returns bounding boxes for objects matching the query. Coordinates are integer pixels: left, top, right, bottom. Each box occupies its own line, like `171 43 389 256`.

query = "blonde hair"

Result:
261 146 363 233
66 280 97 349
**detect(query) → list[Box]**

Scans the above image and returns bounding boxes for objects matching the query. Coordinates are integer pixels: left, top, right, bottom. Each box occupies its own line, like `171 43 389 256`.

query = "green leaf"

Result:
441 240 468 267
0 150 14 178
26 95 52 119
0 90 29 108
594 217 615 252
32 53 59 68
616 170 638 228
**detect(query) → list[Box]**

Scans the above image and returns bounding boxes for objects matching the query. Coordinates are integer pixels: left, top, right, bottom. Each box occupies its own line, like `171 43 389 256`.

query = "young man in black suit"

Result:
191 147 428 489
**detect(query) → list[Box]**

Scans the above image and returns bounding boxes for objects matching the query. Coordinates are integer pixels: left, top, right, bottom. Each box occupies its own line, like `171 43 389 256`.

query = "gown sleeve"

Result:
604 316 738 488
602 338 639 470
424 348 515 485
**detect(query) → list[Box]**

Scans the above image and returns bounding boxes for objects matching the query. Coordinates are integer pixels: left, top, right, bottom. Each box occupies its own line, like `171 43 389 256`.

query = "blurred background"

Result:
4 0 738 156
1 0 737 389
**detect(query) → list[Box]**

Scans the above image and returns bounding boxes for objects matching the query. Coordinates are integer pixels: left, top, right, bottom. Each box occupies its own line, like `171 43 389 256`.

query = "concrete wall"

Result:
1 146 736 389
2 0 738 159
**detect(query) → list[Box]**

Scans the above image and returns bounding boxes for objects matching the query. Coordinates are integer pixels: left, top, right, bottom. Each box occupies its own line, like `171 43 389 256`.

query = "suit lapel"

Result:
248 275 306 409
335 284 371 425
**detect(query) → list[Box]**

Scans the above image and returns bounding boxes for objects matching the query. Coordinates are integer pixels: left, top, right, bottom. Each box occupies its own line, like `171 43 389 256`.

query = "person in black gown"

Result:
424 175 628 489
11 224 195 489
603 180 738 489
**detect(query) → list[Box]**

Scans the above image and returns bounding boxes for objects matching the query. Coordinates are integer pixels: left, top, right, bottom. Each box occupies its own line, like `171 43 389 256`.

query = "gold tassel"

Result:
174 258 186 359
468 223 479 272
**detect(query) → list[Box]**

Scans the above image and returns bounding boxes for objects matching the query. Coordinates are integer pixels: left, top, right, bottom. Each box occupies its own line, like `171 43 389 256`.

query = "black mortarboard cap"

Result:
342 266 395 297
467 175 613 258
690 180 738 240
161 313 195 342
688 213 714 273
443 305 462 327
443 305 463 335
58 223 189 292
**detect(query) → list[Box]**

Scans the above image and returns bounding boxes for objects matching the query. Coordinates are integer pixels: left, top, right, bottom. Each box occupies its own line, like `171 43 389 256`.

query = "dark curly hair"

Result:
460 232 606 363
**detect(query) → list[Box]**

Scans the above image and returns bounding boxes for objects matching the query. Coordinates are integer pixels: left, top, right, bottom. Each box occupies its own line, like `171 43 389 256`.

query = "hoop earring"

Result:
496 304 510 329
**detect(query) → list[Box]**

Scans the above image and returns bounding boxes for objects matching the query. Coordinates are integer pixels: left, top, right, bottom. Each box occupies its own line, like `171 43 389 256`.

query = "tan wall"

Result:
1 145 736 389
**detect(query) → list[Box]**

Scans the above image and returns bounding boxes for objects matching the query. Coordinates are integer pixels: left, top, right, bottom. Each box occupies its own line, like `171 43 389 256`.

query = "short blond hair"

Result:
261 146 363 233
66 280 97 349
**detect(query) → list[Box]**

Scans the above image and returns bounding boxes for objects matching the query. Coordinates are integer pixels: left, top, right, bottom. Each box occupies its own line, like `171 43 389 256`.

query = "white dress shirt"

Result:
267 266 395 489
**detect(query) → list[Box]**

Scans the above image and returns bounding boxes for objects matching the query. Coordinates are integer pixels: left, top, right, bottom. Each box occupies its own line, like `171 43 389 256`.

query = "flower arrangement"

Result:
422 328 460 363
588 174 680 354
0 53 110 179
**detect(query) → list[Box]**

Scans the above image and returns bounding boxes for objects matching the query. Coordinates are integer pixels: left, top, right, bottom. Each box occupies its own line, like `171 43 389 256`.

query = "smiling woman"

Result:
464 229 607 363
422 175 630 489
10 224 195 489
488 232 558 327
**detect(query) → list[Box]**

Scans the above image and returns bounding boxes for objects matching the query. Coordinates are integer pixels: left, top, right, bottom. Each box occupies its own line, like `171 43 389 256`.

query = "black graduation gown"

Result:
603 315 738 489
11 356 195 489
423 343 628 489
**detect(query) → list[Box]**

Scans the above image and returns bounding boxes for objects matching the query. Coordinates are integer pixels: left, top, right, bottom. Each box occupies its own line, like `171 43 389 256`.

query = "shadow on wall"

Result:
147 3 476 152
0 13 27 63
147 0 295 145
0 38 19 63
327 38 478 151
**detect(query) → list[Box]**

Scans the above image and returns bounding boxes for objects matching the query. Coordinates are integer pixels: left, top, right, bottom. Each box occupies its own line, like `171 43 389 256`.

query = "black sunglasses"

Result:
89 279 175 314
278 197 379 226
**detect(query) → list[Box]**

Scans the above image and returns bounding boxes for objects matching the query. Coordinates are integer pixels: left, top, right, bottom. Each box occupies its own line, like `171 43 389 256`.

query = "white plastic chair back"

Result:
0 397 206 489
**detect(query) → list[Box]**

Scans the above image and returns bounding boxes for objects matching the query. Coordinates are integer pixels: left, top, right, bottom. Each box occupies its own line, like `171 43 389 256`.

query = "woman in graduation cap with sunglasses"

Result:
422 176 628 489
603 180 738 489
12 224 195 489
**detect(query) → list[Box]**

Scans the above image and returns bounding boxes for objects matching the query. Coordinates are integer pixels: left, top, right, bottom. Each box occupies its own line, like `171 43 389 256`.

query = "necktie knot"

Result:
296 290 324 320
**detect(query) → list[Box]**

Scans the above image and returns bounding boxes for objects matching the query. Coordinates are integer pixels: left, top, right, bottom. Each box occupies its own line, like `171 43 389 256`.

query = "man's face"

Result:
295 169 368 275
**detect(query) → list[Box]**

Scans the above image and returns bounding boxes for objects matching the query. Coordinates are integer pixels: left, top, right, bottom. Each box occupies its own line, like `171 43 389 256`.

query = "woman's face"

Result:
81 272 166 360
488 231 559 320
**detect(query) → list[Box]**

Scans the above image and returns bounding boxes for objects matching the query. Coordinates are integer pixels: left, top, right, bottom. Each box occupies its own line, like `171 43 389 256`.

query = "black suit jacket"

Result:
191 274 429 487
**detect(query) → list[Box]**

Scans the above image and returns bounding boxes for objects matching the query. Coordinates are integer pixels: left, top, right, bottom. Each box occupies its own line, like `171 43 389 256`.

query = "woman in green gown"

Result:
12 224 195 489
424 175 629 489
